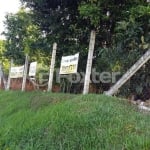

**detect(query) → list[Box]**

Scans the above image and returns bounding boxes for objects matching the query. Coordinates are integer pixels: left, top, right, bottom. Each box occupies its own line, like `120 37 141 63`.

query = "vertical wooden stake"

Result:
22 54 29 91
83 30 96 94
47 43 57 92
6 58 13 91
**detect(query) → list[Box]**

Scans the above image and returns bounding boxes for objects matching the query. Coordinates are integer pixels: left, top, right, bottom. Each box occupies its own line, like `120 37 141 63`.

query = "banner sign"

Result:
29 62 37 76
10 66 24 78
60 53 79 74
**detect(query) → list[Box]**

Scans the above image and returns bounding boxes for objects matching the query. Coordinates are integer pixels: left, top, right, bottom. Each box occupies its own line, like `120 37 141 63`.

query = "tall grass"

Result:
0 91 150 150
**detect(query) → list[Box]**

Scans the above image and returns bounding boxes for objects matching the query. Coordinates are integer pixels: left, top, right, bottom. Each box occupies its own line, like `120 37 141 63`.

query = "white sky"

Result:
0 0 21 39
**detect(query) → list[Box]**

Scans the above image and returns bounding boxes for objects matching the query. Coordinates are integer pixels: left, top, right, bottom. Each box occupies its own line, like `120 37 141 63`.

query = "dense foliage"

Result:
3 8 50 64
0 40 9 72
2 0 150 98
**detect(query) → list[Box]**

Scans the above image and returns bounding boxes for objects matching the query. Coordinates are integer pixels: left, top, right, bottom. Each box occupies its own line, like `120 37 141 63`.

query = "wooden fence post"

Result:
105 49 150 96
0 63 7 90
47 43 57 92
22 54 29 91
83 30 96 94
6 58 13 91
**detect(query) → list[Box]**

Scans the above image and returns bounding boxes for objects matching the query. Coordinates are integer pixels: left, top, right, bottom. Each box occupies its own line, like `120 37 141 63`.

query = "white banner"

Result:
10 66 24 78
29 62 37 76
60 53 79 74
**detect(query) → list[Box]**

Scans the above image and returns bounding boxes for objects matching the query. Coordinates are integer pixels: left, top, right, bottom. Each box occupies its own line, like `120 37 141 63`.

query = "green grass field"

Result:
0 91 150 150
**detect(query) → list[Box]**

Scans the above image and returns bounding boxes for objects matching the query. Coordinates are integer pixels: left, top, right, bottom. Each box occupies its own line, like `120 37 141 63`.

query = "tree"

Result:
0 40 9 73
12 0 150 97
3 8 50 65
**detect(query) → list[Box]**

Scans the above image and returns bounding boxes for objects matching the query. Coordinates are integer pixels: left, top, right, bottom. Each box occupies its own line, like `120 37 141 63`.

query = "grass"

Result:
0 91 150 150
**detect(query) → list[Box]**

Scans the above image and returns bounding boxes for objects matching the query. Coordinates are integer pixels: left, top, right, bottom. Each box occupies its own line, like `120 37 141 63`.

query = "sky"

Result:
0 0 21 39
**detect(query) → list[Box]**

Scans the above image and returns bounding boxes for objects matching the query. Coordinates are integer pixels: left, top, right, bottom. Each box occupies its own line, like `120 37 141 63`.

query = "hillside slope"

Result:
0 91 150 150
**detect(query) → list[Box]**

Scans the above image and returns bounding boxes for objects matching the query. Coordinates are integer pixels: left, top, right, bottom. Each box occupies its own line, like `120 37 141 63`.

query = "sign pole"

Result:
47 43 57 92
83 30 96 94
22 54 29 91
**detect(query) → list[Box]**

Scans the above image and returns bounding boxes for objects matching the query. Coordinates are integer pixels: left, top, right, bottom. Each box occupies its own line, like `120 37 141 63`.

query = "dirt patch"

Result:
29 95 56 110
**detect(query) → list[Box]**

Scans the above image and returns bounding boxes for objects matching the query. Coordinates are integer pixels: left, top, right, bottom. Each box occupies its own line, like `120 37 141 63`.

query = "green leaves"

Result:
3 0 150 97
78 2 101 27
130 5 150 20
3 8 50 65
0 40 9 73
